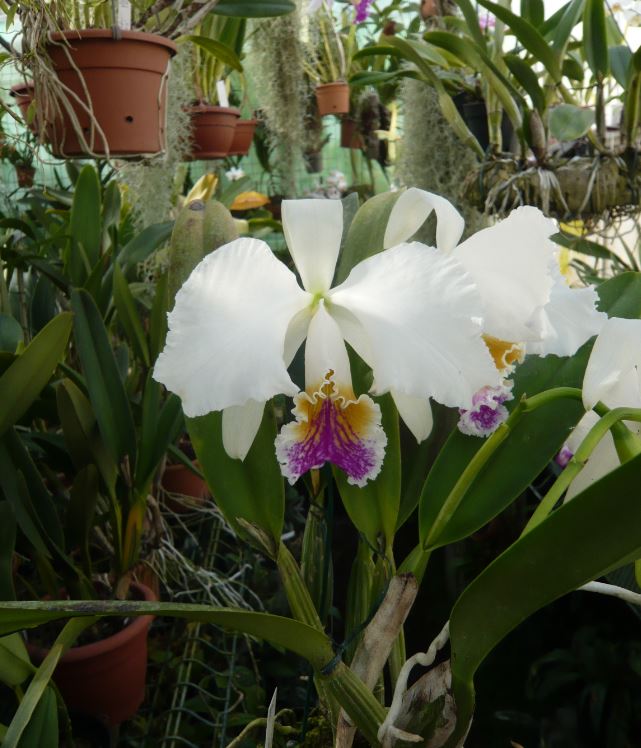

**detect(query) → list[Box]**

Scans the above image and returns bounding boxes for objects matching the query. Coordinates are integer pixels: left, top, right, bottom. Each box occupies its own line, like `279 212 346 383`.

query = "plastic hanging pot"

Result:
315 82 350 116
187 105 240 160
227 118 258 157
28 582 157 726
340 117 364 149
44 29 177 158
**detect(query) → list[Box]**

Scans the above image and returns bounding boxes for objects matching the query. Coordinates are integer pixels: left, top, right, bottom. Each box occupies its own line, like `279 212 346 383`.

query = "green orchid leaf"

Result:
65 465 99 578
504 54 546 113
13 686 58 748
0 634 33 687
610 45 632 88
187 405 284 548
71 289 136 466
0 601 332 672
113 262 150 367
549 104 594 141
334 393 401 549
520 0 544 27
149 272 169 363
116 221 174 272
0 315 22 353
213 0 295 17
419 272 641 550
583 0 609 78
70 165 101 274
183 35 243 72
551 231 620 263
447 452 641 747
476 0 562 81
453 0 488 50
0 502 16 601
0 313 72 439
550 0 585 56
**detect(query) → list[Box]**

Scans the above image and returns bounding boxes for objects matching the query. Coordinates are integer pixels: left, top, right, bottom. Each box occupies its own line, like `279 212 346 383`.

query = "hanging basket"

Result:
315 82 350 116
42 29 176 158
464 155 641 222
187 105 240 160
227 118 258 157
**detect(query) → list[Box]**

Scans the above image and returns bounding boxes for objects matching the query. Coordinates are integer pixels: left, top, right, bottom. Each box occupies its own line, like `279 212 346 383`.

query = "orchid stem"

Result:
523 406 641 534
423 387 585 551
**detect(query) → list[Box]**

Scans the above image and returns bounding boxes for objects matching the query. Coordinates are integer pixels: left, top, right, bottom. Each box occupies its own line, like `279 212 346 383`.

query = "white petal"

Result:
392 390 433 442
282 198 343 294
222 400 266 460
384 188 464 252
153 238 312 416
329 242 501 409
305 300 353 392
528 263 607 356
583 317 641 410
453 206 556 342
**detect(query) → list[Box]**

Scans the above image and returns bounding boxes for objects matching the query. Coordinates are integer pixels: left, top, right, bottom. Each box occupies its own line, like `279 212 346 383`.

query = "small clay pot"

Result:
340 117 364 149
10 83 38 134
188 105 240 160
227 118 258 156
315 82 350 116
28 582 156 726
15 165 35 189
44 29 177 158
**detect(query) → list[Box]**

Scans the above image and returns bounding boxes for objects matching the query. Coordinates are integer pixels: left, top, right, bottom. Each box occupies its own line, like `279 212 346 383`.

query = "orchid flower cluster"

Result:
153 188 623 492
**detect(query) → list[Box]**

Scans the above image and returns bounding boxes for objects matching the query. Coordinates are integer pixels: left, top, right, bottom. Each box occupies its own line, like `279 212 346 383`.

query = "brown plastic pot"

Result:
315 81 350 116
227 118 258 156
188 105 240 159
28 582 156 726
44 29 176 158
10 83 38 134
340 117 364 149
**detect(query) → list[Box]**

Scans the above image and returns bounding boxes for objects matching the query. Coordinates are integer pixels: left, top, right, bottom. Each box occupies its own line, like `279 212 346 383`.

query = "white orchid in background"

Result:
561 317 641 500
225 166 245 182
154 197 501 486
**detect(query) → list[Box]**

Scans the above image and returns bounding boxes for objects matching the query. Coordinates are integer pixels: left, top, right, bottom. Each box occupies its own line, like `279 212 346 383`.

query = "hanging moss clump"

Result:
397 78 486 241
246 0 309 196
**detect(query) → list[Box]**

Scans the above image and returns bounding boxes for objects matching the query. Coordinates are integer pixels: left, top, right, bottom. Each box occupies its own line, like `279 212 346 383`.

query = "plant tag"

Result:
118 0 132 30
216 80 229 108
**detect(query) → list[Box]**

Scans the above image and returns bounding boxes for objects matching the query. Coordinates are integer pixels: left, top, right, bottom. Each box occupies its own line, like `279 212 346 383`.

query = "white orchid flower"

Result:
564 317 641 500
153 198 500 486
385 188 606 374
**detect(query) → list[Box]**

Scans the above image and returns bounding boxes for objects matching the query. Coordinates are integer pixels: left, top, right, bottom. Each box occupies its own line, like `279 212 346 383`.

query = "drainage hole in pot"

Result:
125 115 134 123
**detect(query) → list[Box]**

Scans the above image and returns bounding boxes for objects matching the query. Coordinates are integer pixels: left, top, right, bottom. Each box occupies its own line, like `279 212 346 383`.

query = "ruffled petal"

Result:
452 206 556 342
583 317 641 410
222 400 266 460
392 390 433 442
384 188 464 252
153 238 312 417
282 198 343 294
528 263 607 356
329 242 500 409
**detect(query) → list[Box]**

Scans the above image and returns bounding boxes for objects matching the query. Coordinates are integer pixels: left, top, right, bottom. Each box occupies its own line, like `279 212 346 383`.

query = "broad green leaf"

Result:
551 231 621 263
549 103 594 140
447 452 641 747
117 221 173 270
610 45 632 87
453 0 488 50
183 35 243 72
0 313 72 439
334 394 400 549
550 0 584 56
583 0 609 77
0 314 22 353
0 634 33 687
71 289 136 465
70 165 101 269
419 273 641 550
65 465 99 577
14 686 58 748
476 0 562 80
521 0 544 27
188 406 285 547
504 54 546 113
335 191 403 284
0 601 333 672
149 272 169 363
0 502 16 600
213 0 295 17
101 180 121 243
113 262 150 366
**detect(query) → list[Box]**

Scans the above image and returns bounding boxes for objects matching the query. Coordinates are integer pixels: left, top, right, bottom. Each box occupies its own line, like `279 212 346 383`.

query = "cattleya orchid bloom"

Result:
563 317 641 499
153 197 502 486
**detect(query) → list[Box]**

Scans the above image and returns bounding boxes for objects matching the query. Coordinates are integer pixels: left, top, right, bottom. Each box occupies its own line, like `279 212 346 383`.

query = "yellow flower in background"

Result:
231 191 270 211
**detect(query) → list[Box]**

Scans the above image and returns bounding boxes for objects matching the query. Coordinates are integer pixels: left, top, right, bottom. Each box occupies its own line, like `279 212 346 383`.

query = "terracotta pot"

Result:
15 165 35 188
340 117 364 149
227 118 258 156
44 29 177 158
188 105 240 160
10 83 38 134
162 463 208 499
315 82 350 116
28 582 156 726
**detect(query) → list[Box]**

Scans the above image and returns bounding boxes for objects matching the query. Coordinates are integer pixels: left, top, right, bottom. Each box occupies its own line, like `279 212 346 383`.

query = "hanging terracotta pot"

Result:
15 165 35 189
187 105 240 159
28 582 156 726
227 118 258 157
43 29 177 158
10 83 38 134
340 117 364 149
315 82 350 116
